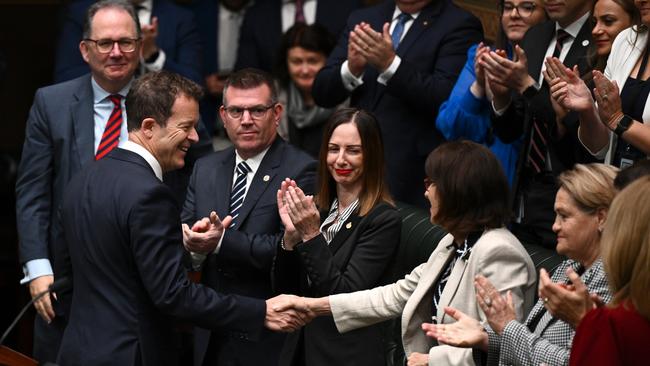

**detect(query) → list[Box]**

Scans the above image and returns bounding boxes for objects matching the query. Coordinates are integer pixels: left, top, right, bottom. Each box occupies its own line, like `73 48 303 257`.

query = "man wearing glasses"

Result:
15 0 142 363
181 68 316 366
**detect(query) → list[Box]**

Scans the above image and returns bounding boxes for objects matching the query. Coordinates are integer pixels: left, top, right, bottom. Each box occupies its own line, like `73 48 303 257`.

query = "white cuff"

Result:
142 49 166 72
377 55 401 85
492 99 511 116
21 259 53 284
341 61 364 91
187 232 225 270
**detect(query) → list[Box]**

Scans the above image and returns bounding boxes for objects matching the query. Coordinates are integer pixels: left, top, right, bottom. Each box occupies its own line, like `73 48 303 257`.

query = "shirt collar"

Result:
91 77 132 104
136 0 152 12
556 11 589 39
235 145 271 173
122 140 163 181
392 7 421 21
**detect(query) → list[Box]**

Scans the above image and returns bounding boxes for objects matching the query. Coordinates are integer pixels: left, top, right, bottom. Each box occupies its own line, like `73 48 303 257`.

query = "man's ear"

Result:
273 103 284 127
140 117 158 138
80 41 90 63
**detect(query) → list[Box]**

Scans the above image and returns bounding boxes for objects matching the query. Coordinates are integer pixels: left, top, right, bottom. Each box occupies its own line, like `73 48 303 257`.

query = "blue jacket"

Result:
436 44 521 186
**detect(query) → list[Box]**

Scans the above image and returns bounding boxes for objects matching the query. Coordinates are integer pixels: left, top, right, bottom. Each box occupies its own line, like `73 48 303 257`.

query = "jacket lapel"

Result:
563 17 593 71
526 21 555 80
71 75 95 165
327 213 363 255
436 253 470 323
216 149 236 218
394 0 440 56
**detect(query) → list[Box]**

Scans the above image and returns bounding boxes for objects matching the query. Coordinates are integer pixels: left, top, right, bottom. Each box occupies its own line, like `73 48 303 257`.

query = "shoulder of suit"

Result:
38 73 90 97
472 228 526 253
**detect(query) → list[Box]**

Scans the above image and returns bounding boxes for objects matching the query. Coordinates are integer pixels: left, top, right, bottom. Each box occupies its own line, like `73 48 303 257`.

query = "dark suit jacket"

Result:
273 202 401 366
57 148 266 366
491 18 597 246
53 0 203 84
234 0 363 72
15 74 98 317
312 0 482 206
181 137 316 366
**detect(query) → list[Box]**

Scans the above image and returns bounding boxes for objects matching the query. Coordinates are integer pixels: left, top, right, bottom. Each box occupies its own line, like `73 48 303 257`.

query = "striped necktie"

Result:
229 161 252 227
96 94 122 160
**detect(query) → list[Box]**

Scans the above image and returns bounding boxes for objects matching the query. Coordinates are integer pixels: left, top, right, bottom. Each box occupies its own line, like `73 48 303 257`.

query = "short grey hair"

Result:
82 0 142 40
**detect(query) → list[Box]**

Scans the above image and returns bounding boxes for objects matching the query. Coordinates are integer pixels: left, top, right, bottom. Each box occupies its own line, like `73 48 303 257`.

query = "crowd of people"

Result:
12 0 650 365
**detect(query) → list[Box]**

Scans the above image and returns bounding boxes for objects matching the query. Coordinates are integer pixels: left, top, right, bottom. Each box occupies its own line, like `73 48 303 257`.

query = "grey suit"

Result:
330 228 537 365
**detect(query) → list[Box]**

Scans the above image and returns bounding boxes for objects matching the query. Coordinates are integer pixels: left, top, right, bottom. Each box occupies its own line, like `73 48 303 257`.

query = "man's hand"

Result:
407 352 429 366
351 22 395 72
141 16 160 60
481 45 535 94
538 267 600 329
347 26 368 77
30 275 55 323
205 73 229 97
265 294 312 332
182 211 232 254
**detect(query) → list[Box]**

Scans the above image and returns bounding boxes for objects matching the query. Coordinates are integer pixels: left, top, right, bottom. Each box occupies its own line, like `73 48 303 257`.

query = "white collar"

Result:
91 77 132 104
234 145 271 173
556 11 590 39
122 140 163 181
392 7 421 21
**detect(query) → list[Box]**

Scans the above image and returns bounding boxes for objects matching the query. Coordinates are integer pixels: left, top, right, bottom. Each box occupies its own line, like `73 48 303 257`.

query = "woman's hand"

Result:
470 43 490 98
421 307 488 351
484 49 511 106
593 70 624 130
277 179 300 250
544 58 593 113
407 352 429 366
284 184 321 242
475 275 516 334
538 267 601 329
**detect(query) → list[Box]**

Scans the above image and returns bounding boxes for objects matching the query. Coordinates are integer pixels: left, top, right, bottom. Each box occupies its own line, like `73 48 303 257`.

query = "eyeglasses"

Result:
501 2 536 17
223 104 276 120
424 177 434 191
83 38 140 53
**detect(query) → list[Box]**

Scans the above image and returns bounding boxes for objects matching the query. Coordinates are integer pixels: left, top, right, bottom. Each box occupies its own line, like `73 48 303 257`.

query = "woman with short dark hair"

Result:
295 141 537 366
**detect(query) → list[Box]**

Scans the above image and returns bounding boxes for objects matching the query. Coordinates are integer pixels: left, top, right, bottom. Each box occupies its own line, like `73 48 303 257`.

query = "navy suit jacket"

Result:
181 137 316 366
57 148 266 366
16 74 97 315
312 0 482 206
234 0 363 72
53 0 202 84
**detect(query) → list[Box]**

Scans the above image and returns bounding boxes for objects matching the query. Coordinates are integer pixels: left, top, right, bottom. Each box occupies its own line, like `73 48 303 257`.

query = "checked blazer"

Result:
484 259 611 366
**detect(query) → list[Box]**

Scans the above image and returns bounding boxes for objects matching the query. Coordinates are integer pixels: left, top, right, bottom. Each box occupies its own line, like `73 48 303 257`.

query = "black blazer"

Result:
312 0 482 206
273 202 401 366
181 137 316 366
57 148 266 366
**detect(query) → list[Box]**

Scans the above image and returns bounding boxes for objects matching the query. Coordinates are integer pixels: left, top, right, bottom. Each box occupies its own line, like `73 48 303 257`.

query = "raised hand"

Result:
406 352 428 366
351 22 395 72
421 307 488 351
265 294 312 332
141 16 160 61
481 45 535 94
283 185 321 242
593 70 624 130
538 267 600 329
484 49 511 107
347 24 368 77
277 179 300 250
545 58 593 113
182 211 232 254
475 275 516 334
470 43 490 98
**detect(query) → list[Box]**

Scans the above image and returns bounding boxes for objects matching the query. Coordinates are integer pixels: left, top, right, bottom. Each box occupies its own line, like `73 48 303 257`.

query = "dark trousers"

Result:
512 175 558 250
33 314 66 364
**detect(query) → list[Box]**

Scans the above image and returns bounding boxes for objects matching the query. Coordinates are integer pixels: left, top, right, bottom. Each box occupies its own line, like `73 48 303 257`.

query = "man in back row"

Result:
57 70 307 366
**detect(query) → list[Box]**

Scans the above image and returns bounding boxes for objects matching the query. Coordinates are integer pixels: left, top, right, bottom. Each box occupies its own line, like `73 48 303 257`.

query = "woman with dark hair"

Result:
292 141 536 366
274 22 338 157
436 0 546 185
274 108 401 366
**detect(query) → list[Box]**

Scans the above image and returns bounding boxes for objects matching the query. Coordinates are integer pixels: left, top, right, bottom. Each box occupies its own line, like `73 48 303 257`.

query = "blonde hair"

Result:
557 163 618 212
601 177 650 320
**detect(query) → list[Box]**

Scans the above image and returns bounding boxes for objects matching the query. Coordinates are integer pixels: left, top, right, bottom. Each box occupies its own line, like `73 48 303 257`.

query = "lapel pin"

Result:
263 175 270 182
582 40 589 47
423 21 428 26
345 222 352 229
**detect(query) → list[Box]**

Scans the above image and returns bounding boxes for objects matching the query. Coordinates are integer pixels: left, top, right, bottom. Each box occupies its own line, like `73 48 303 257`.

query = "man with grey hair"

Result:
15 0 141 362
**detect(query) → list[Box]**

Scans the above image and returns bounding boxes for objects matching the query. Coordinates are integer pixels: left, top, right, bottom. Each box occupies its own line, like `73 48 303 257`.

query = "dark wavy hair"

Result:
425 141 510 235
315 108 393 216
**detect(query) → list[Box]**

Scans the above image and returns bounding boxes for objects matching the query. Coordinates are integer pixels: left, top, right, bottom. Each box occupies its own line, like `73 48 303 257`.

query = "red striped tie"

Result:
96 94 123 160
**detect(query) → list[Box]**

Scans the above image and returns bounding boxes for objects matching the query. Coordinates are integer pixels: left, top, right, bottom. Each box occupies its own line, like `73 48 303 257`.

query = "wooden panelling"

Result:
455 0 499 43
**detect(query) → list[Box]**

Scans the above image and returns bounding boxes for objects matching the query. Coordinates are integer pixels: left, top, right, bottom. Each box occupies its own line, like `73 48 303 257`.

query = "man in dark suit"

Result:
311 0 482 206
181 68 317 366
57 70 307 366
234 0 363 72
54 0 202 84
485 0 595 248
15 1 143 362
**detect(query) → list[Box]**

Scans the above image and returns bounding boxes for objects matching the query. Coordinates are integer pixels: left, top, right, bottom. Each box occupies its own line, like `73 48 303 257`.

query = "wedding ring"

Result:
484 297 492 307
543 297 549 303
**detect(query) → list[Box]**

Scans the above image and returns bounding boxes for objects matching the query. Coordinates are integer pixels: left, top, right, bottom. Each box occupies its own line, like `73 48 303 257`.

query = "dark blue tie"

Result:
391 13 412 50
229 161 251 227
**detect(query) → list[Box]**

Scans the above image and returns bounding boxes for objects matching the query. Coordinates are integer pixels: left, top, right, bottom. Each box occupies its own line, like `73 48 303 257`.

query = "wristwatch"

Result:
614 114 633 137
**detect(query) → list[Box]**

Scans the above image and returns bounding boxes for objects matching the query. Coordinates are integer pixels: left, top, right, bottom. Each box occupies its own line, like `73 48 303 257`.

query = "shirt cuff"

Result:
142 49 166 72
20 259 53 284
187 232 225 270
377 55 401 86
492 99 511 116
341 61 364 91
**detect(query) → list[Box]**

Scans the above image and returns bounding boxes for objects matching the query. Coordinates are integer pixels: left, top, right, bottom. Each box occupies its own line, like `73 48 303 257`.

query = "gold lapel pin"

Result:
263 175 270 182
423 21 428 26
345 222 352 229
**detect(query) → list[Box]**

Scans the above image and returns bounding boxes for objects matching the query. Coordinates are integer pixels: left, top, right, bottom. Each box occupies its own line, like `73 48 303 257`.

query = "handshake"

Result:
264 295 329 332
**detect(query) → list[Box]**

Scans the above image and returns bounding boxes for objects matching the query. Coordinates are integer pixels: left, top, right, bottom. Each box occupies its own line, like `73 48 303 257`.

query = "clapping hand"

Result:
593 70 624 130
277 179 301 250
282 183 320 243
475 275 516 334
182 211 232 254
421 307 488 351
350 22 395 72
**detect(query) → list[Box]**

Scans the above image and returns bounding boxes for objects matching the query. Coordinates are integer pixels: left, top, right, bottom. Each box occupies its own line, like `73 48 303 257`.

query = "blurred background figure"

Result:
275 108 401 366
274 23 339 158
436 0 547 186
569 176 650 366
